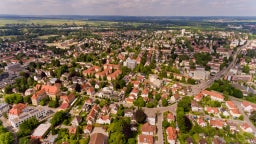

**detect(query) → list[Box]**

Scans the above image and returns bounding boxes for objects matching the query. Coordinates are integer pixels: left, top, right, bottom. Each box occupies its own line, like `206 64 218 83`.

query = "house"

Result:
147 113 156 125
86 105 99 125
96 115 111 124
60 93 76 105
8 104 48 128
71 116 82 126
194 93 204 102
141 88 149 98
240 123 253 133
141 123 156 136
124 109 134 117
87 87 95 96
209 119 226 129
138 134 154 144
191 100 201 112
241 101 256 113
89 133 108 144
31 88 47 106
107 70 122 81
227 122 239 133
69 126 77 135
59 93 76 110
205 107 219 115
166 112 175 122
130 88 139 97
109 104 118 114
82 66 101 76
226 101 237 109
124 57 137 70
229 109 241 118
31 84 61 105
201 90 224 102
166 127 177 144
170 94 180 102
84 98 93 105
197 118 206 127
84 125 93 134
31 123 51 140
101 106 110 115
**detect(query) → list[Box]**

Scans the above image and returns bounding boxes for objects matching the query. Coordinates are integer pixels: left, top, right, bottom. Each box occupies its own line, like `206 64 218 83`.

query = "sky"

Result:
0 0 255 16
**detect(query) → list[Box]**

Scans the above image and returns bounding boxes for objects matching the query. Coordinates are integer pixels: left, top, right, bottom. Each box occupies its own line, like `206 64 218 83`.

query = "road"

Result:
230 97 256 132
142 103 177 144
188 41 251 96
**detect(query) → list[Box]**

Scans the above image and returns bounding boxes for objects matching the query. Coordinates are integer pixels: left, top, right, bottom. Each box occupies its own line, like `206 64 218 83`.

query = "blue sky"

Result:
0 0 255 16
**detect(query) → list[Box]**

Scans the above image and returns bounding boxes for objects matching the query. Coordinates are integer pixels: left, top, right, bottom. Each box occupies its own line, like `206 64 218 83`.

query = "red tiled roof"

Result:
141 123 156 133
226 101 236 109
166 127 177 141
9 103 26 115
201 90 224 100
138 134 154 144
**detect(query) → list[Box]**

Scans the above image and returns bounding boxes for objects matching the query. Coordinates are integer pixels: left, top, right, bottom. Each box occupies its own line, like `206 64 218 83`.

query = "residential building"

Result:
8 104 49 128
166 127 177 144
124 57 137 69
141 123 156 136
138 134 154 144
31 123 51 140
89 133 108 144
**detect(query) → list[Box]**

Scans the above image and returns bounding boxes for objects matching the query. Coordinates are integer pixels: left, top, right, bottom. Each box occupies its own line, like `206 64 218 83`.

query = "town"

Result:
0 16 256 144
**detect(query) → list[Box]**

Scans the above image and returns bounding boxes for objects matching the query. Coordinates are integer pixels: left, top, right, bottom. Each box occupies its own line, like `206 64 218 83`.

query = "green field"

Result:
0 19 117 26
37 35 59 39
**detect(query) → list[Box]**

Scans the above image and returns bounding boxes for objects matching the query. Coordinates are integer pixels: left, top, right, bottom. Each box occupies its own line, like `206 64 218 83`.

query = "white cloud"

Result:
0 0 255 16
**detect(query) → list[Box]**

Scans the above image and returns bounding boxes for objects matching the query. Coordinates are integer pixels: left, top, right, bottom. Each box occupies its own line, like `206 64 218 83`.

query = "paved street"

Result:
230 97 256 132
142 103 177 144
188 41 251 96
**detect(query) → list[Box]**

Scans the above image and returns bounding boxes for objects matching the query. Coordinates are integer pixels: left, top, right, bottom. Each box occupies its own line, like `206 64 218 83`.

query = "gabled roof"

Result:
9 103 26 116
166 127 177 141
138 134 153 144
141 122 156 133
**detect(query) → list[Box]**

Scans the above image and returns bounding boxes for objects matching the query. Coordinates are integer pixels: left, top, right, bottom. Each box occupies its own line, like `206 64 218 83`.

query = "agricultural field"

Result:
0 19 117 26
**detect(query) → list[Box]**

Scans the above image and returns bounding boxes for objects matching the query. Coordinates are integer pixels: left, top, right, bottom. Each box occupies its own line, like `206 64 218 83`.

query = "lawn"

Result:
37 35 59 39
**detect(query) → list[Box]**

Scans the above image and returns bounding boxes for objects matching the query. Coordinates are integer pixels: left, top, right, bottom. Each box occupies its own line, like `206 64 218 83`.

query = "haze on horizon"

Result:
0 0 256 16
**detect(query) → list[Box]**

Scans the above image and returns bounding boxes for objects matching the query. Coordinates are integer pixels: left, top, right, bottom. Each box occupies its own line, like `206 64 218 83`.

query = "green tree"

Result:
162 98 168 107
249 111 256 126
0 132 14 144
162 119 170 128
18 117 39 137
4 93 23 104
177 96 191 112
51 111 67 127
134 109 147 123
133 97 146 107
243 65 250 74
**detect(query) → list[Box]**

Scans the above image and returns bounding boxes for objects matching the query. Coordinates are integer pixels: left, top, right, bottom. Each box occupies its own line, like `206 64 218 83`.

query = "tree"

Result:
4 93 23 104
4 85 12 94
127 138 136 144
249 111 256 125
162 98 168 107
51 111 67 126
134 109 147 123
243 65 250 74
0 132 14 144
177 97 191 112
18 117 39 137
133 97 146 107
75 83 81 92
162 119 170 128
49 99 59 108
